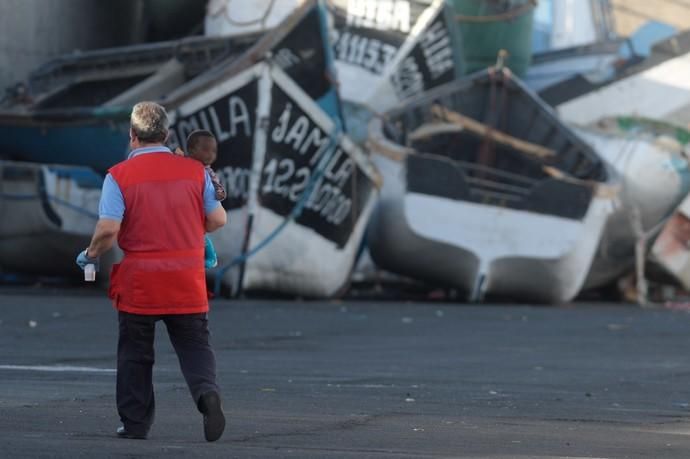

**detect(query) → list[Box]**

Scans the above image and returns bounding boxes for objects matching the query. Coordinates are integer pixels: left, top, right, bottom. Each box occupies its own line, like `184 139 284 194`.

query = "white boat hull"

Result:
216 197 375 297
169 63 380 298
577 129 690 289
368 155 613 303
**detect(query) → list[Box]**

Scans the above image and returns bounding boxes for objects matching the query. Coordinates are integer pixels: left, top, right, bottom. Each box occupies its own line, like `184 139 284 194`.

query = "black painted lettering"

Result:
289 167 310 201
311 182 334 212
332 199 352 225
262 158 277 194
272 103 292 143
331 157 354 188
321 187 342 218
197 110 212 132
273 159 295 197
380 43 397 70
209 106 230 142
220 167 250 200
421 21 454 80
347 34 368 67
362 38 382 74
284 116 310 151
300 128 326 155
346 0 411 32
229 96 251 137
177 119 200 147
392 55 423 99
274 48 301 70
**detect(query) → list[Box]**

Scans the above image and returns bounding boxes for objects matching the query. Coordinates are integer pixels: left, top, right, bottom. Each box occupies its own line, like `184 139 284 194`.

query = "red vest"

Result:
108 152 209 315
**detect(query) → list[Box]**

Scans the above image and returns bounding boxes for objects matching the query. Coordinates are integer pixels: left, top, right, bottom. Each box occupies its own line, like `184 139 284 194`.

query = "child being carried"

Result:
177 129 226 268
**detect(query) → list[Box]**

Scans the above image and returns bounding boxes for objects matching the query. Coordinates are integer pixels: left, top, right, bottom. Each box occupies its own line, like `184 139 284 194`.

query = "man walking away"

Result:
76 101 227 442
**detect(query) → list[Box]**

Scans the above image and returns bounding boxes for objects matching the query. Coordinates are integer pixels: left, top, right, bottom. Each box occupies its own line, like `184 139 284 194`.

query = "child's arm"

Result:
206 166 226 201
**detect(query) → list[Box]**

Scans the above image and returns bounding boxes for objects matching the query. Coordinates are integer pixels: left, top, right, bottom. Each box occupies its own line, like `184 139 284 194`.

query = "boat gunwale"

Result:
0 0 323 122
378 68 609 182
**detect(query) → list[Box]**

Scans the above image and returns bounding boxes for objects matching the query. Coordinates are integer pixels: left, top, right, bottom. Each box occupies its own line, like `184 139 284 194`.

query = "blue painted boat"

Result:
0 0 344 174
0 118 130 173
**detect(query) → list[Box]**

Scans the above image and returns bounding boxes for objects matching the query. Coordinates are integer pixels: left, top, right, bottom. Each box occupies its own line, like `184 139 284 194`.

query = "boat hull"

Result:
169 62 380 298
0 2 380 298
0 121 129 173
366 68 615 303
368 155 611 303
577 128 690 289
0 160 102 275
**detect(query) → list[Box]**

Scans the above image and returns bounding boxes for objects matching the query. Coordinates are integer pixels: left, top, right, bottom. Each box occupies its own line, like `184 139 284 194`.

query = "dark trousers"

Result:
117 312 219 435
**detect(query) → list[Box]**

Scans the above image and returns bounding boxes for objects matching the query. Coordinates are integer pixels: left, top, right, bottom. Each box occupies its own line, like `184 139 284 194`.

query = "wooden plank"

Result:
430 104 556 159
408 122 464 142
420 106 605 187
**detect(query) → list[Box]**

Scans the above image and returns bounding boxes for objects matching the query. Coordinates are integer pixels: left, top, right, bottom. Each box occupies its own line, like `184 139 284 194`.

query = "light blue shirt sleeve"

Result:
204 171 221 214
98 173 125 221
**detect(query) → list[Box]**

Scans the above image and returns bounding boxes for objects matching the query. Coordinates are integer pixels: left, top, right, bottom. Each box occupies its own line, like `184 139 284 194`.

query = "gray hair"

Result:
130 101 169 143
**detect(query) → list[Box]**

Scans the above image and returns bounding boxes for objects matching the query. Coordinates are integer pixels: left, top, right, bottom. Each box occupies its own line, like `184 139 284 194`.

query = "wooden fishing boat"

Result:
192 61 381 297
0 36 252 173
0 1 382 297
367 67 616 303
0 0 344 173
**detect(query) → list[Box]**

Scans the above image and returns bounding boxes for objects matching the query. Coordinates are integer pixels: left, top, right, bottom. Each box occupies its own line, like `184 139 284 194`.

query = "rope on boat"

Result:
212 124 342 297
455 0 537 23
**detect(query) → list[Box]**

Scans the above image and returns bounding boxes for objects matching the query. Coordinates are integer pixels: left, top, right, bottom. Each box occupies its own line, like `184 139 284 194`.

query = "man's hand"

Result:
76 249 100 272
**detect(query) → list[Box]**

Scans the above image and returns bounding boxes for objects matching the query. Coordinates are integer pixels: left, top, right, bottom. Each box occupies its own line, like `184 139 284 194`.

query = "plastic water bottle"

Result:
84 264 96 282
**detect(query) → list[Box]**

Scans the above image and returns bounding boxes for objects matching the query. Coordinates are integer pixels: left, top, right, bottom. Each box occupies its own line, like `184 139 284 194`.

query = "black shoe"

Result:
198 391 225 442
116 426 147 440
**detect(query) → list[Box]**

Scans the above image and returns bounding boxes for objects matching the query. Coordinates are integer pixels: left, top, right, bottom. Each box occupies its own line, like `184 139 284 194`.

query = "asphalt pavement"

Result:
2 289 690 458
